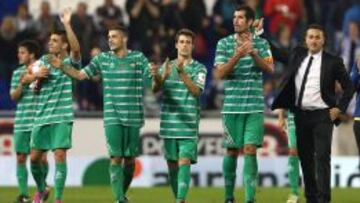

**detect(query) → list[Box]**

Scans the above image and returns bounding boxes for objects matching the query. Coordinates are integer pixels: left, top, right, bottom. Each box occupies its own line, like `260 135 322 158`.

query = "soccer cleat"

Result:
14 195 31 203
225 199 235 203
124 197 129 203
43 186 51 201
32 192 43 203
286 194 299 203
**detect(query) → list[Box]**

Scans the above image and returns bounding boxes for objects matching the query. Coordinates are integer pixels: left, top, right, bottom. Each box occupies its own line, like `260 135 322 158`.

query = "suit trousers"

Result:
294 108 333 203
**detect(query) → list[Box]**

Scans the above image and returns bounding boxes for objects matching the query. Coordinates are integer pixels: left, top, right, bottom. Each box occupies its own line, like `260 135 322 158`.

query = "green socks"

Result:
31 162 45 192
16 164 29 196
168 167 179 197
288 156 300 196
54 162 67 200
177 164 191 201
110 164 125 201
223 155 237 200
123 163 135 194
243 155 257 202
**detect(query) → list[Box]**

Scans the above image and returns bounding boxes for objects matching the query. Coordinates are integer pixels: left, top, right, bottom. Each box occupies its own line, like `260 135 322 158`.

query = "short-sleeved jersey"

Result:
159 59 207 139
34 55 81 126
82 50 150 127
214 34 272 114
10 66 36 132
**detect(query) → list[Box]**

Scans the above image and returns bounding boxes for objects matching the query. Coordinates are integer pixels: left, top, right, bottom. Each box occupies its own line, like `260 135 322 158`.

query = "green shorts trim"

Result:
222 113 264 149
14 131 31 154
163 138 198 164
31 122 72 150
104 124 140 157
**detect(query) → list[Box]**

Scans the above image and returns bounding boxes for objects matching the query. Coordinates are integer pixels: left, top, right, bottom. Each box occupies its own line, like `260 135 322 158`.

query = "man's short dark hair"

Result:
50 30 69 44
108 25 128 36
175 28 196 43
305 24 327 43
18 40 41 59
235 5 255 22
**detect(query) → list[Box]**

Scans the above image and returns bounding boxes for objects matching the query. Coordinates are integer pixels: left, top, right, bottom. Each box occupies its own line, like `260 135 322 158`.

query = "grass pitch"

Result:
1 186 359 203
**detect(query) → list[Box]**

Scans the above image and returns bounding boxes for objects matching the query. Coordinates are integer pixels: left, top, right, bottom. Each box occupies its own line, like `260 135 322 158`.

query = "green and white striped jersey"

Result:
34 55 81 126
214 34 272 114
159 59 207 139
82 50 151 127
10 65 36 132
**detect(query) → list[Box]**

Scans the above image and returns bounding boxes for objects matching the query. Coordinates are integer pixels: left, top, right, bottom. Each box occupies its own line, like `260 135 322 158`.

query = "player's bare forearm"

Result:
152 74 163 93
213 56 239 80
10 84 24 101
63 23 81 61
178 72 201 97
60 65 86 81
250 52 274 73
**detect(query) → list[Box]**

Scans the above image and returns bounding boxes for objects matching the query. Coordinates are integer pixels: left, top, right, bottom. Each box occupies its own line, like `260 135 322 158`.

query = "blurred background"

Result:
0 0 360 189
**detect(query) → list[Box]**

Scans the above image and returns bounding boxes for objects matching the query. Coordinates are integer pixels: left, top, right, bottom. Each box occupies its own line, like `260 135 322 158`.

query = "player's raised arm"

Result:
60 8 81 62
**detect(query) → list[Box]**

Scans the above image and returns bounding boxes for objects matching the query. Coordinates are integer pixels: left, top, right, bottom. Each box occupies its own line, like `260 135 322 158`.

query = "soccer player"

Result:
278 110 300 203
10 40 50 203
29 8 81 203
50 25 151 203
213 5 274 203
152 29 207 203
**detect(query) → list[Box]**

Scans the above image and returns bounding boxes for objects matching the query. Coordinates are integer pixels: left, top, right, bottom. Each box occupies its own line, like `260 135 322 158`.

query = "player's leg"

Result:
243 113 264 203
54 149 67 202
40 152 51 201
164 139 179 198
222 114 243 203
105 124 127 202
14 131 31 202
176 139 197 203
353 120 360 169
122 126 140 196
287 115 300 203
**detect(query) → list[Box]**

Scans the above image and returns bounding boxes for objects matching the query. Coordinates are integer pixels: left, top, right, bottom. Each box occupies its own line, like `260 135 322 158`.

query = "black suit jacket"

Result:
271 46 354 123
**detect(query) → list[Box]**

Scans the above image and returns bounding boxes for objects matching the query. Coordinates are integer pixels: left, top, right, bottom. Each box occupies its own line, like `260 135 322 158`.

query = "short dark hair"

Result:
304 24 327 43
50 30 69 44
108 25 128 36
18 40 41 59
235 5 255 22
175 28 196 43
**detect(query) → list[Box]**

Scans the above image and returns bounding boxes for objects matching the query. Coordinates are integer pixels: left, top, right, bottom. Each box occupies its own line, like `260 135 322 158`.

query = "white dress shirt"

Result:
295 51 328 110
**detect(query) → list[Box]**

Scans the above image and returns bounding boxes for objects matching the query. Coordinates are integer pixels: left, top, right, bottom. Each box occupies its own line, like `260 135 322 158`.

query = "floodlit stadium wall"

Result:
0 118 359 187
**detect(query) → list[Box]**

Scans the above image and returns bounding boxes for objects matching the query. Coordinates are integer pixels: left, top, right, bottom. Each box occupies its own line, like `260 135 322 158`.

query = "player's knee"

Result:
30 150 43 162
167 160 178 169
288 148 298 156
226 149 240 157
178 158 191 166
54 149 67 162
17 153 27 164
111 157 123 165
243 145 257 155
41 153 48 164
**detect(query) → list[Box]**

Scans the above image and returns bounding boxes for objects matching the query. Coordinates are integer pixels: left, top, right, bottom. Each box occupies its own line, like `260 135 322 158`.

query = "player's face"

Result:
17 46 32 65
48 34 66 54
175 35 193 57
233 10 252 34
305 28 325 54
108 30 127 51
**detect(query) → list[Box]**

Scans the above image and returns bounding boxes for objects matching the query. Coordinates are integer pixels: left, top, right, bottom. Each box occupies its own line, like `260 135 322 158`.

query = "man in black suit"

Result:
272 24 354 203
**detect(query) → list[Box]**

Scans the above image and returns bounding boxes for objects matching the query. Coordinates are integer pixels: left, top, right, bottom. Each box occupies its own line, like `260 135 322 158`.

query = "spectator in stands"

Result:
343 0 360 37
263 0 303 36
35 1 57 48
15 3 36 35
340 20 360 71
96 0 123 32
126 0 160 55
72 2 98 64
0 16 21 84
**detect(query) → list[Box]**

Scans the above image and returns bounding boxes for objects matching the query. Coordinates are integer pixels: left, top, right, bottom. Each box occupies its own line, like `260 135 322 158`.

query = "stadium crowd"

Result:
0 0 359 113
